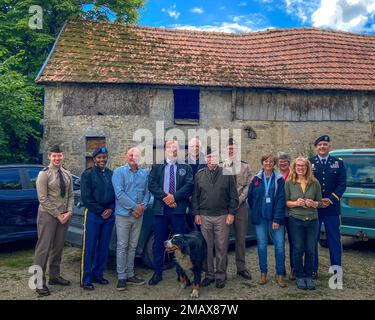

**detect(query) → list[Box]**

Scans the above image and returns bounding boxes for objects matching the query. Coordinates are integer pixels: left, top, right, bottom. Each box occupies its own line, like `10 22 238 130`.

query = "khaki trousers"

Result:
34 211 69 281
201 215 230 281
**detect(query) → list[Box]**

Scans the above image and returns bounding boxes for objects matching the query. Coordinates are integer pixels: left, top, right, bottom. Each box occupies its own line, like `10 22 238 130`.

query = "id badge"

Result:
266 197 271 203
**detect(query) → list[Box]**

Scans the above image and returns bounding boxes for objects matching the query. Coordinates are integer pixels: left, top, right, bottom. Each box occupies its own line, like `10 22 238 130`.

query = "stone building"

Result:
36 19 375 175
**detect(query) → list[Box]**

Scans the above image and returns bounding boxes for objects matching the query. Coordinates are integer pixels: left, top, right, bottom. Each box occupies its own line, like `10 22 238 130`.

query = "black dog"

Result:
164 231 207 298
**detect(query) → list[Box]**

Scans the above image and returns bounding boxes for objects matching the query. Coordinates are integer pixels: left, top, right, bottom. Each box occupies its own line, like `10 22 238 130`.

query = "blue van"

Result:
319 149 375 245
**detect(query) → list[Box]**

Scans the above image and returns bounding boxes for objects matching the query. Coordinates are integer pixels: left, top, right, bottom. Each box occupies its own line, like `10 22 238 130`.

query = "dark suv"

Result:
0 164 80 244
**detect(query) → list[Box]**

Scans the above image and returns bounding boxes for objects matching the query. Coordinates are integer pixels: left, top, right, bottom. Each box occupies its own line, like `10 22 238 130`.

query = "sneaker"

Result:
117 279 127 291
305 278 316 290
127 276 145 285
296 278 308 290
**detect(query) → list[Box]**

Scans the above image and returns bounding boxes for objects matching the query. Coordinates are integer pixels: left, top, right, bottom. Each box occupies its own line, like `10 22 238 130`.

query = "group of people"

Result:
32 134 346 296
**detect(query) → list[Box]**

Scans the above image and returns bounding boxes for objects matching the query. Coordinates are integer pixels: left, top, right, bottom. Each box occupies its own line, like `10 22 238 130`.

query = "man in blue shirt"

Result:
112 147 151 290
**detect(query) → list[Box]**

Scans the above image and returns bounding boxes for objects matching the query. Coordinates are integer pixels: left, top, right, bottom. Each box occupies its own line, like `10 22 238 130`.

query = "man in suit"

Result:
309 135 347 279
148 139 194 285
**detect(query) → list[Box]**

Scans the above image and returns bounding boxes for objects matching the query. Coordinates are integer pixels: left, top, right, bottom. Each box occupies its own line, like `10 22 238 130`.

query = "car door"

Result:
22 166 44 235
0 167 28 243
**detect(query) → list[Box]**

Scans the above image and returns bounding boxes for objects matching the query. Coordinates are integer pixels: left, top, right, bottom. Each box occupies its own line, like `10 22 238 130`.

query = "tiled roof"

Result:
36 19 375 91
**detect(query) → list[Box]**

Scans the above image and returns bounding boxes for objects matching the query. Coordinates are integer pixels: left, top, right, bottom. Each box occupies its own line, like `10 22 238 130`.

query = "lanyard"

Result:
262 171 274 197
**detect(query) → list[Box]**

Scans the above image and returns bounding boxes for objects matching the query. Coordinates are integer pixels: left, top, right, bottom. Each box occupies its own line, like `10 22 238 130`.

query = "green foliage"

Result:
0 0 144 163
0 53 43 163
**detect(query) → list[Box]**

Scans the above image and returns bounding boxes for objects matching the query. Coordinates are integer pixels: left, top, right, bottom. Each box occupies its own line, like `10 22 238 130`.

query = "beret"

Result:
314 135 330 146
92 146 108 158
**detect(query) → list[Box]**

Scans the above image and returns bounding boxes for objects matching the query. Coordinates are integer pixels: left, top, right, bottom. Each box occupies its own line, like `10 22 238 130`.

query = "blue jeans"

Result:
254 219 285 275
288 217 319 278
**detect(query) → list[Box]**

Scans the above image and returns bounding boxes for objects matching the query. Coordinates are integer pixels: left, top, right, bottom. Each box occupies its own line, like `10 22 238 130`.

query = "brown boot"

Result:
258 273 267 285
276 275 287 288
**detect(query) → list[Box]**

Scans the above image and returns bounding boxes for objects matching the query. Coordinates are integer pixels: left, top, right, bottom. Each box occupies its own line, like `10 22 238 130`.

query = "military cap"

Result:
314 135 330 146
92 146 108 158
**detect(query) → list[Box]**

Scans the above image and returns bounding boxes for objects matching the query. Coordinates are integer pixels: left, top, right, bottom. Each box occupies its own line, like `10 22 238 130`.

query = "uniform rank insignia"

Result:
330 161 339 169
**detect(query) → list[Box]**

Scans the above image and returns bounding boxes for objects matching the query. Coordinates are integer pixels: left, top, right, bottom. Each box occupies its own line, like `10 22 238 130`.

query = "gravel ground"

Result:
0 236 374 300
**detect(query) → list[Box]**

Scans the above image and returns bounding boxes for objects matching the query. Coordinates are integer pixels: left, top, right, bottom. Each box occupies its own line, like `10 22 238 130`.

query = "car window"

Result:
340 156 375 189
25 168 43 189
0 169 22 190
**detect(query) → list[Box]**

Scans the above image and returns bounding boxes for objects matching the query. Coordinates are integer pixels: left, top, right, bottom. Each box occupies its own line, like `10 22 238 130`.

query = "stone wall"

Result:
41 84 375 176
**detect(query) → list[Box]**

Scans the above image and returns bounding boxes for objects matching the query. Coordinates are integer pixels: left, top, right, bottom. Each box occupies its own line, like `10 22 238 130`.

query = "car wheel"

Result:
142 232 175 270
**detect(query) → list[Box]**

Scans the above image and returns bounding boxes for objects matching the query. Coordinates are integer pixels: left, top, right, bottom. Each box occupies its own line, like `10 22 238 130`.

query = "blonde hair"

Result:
288 157 317 185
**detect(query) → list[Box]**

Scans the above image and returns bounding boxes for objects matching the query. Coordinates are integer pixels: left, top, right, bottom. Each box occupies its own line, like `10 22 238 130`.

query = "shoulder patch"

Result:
42 167 49 171
241 160 248 164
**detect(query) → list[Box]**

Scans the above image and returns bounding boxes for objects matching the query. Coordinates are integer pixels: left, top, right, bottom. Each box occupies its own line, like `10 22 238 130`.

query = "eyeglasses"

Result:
296 164 307 168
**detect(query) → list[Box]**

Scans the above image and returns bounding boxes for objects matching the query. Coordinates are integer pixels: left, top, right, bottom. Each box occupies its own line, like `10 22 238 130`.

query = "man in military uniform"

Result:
309 135 347 278
221 138 252 280
80 147 116 290
33 145 74 296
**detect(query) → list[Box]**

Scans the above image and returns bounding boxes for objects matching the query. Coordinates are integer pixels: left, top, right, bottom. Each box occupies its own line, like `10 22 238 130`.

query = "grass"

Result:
0 249 34 269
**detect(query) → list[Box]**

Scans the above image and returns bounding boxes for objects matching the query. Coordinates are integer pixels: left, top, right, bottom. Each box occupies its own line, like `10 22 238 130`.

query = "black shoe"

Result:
117 279 127 291
93 278 109 285
237 270 252 280
216 280 226 289
312 272 318 280
36 285 50 296
82 283 95 291
48 276 71 286
148 273 162 286
201 277 215 287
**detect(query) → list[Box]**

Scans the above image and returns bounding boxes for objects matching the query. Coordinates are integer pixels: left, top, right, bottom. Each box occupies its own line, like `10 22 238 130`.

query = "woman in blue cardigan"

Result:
247 154 286 287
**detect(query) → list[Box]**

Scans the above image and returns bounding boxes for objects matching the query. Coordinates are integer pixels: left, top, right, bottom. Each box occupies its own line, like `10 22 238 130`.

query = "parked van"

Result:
320 149 375 246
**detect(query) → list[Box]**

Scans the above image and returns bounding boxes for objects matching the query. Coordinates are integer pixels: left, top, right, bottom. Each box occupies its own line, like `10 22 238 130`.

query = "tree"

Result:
0 53 42 163
0 0 144 163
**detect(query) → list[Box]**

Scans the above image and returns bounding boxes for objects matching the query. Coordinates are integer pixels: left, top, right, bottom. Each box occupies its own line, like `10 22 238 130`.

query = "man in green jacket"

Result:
192 147 239 289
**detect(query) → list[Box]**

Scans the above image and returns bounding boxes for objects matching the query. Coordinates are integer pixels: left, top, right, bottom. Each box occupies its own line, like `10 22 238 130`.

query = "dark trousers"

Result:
289 216 319 278
233 203 248 272
285 217 294 271
152 205 186 276
34 211 69 282
80 209 115 285
314 215 342 273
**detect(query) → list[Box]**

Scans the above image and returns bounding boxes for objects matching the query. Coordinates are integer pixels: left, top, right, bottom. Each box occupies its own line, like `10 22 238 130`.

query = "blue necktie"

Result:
169 164 175 194
321 159 326 166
